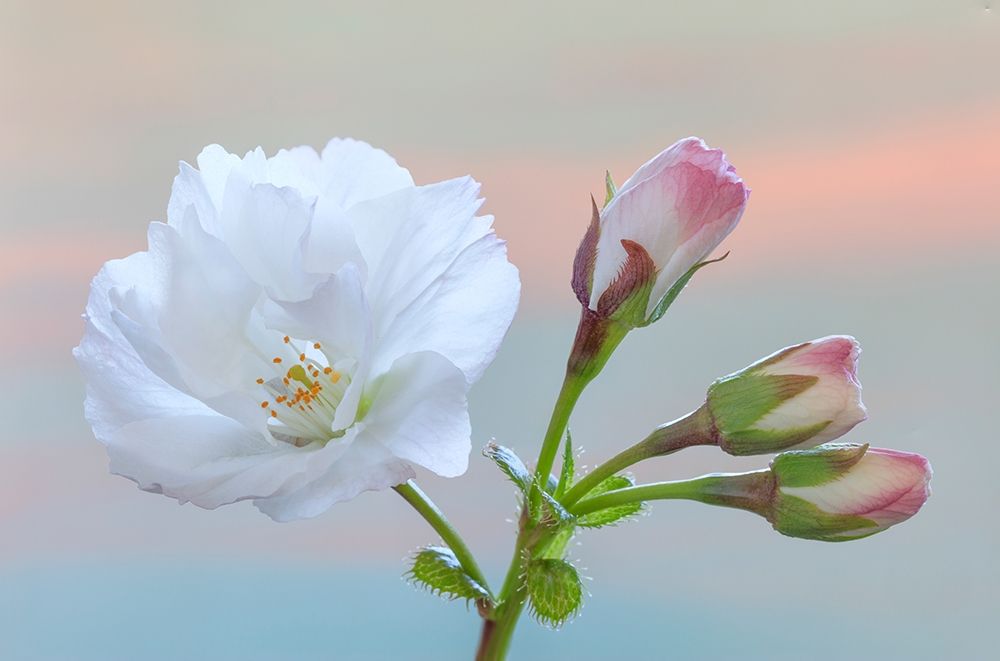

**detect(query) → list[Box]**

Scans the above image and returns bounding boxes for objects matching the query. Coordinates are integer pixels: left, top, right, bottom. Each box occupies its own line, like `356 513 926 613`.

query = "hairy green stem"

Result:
393 480 494 600
479 309 630 659
559 405 716 508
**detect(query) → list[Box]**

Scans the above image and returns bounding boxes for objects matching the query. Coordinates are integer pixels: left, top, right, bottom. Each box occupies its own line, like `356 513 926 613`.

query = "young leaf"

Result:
537 487 575 528
483 441 531 492
408 546 491 603
554 429 575 499
604 170 617 207
577 474 643 528
643 251 730 326
527 558 583 627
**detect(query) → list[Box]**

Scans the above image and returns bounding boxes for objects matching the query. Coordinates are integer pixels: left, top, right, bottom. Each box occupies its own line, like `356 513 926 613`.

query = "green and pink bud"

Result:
766 443 932 541
572 137 749 328
567 138 748 380
706 336 867 455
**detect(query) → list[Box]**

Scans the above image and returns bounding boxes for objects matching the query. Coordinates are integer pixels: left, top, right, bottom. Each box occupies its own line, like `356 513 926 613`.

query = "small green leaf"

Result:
527 558 583 627
577 475 643 528
408 546 491 603
483 442 531 492
643 251 730 326
604 170 617 207
538 487 575 527
554 430 575 499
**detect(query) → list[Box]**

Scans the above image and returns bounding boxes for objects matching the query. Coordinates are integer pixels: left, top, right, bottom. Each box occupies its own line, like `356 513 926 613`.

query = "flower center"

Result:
256 336 351 447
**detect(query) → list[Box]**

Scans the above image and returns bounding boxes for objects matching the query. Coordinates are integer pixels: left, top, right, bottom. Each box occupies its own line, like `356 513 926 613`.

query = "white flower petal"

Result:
111 217 272 401
74 253 211 442
317 138 414 208
302 195 369 279
217 177 323 302
347 177 517 380
106 414 311 510
253 437 414 522
371 220 520 383
362 351 471 478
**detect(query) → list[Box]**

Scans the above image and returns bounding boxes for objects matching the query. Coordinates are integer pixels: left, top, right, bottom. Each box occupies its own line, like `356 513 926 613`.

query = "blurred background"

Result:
2 1 998 659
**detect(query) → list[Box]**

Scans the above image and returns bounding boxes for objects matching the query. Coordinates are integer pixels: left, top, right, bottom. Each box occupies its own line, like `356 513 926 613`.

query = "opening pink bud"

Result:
582 137 749 320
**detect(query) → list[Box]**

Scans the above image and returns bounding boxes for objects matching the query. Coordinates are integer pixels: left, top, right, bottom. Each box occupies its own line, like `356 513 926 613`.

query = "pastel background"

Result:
2 1 997 659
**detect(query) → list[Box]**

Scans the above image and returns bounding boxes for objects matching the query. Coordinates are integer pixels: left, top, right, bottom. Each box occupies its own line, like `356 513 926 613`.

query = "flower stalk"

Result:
393 480 494 603
568 471 774 518
559 405 716 508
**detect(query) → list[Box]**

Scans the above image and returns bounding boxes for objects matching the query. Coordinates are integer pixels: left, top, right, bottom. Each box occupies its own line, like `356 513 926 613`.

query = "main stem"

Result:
479 371 591 660
393 480 494 601
530 372 588 510
478 309 627 660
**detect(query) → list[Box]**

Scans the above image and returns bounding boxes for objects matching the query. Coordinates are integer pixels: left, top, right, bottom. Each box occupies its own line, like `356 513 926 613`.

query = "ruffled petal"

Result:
346 177 518 380
106 413 313 510
253 436 414 522
361 351 471 478
217 176 323 302
110 216 274 401
316 138 414 208
74 252 211 442
370 223 520 382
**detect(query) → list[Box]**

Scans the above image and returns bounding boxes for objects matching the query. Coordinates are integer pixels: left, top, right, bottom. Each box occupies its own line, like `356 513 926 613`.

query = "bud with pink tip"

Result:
767 443 933 541
706 336 867 455
572 137 749 328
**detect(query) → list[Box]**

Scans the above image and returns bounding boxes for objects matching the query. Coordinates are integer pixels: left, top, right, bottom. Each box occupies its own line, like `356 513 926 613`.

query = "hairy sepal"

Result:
527 558 583 628
408 546 492 604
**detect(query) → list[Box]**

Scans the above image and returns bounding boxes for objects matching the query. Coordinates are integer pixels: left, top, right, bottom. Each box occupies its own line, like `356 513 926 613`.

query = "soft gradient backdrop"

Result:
2 1 998 659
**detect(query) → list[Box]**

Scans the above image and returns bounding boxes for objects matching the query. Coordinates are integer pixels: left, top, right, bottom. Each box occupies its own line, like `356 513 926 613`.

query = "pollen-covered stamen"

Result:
254 337 350 446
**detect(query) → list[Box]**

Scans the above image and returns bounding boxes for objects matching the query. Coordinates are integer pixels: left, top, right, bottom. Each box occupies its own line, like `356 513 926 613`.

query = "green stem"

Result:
568 470 774 518
559 405 716 508
478 575 528 660
478 308 630 659
530 372 588 509
476 519 530 661
393 480 494 600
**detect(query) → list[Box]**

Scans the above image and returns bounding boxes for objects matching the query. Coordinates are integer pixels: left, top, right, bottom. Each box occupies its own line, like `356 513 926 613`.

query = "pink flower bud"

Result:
707 336 868 455
573 138 749 322
770 444 932 541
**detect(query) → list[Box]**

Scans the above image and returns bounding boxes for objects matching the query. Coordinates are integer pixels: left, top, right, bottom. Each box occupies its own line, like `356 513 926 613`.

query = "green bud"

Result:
408 546 492 604
527 558 583 627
